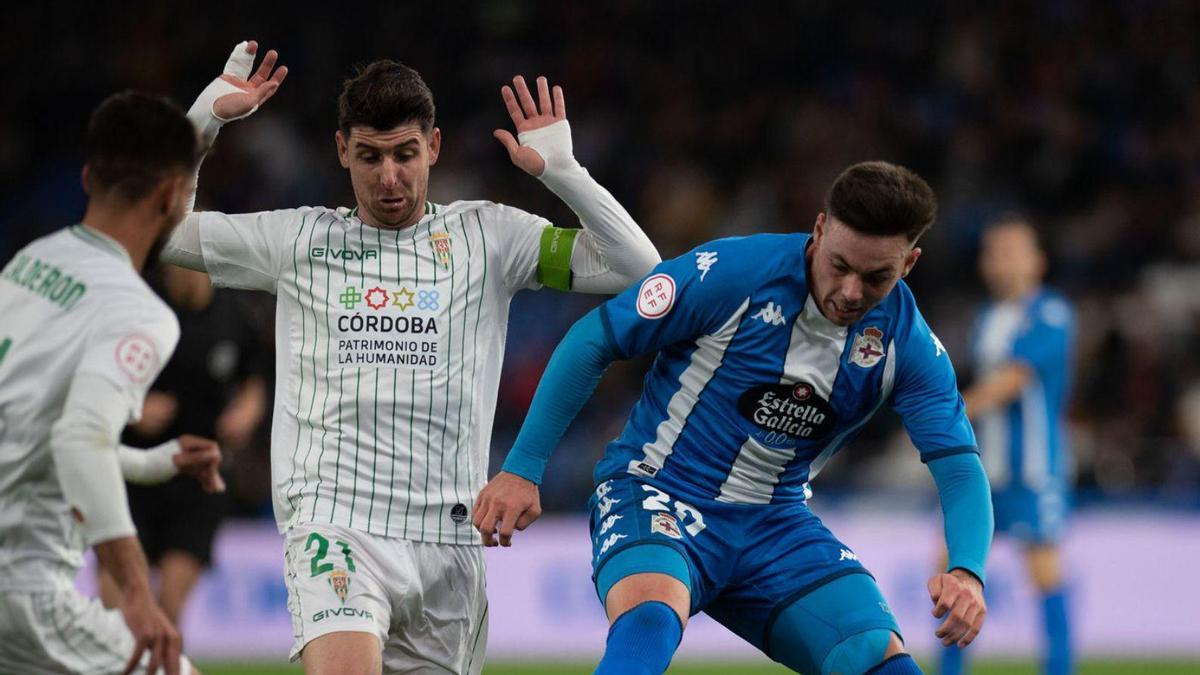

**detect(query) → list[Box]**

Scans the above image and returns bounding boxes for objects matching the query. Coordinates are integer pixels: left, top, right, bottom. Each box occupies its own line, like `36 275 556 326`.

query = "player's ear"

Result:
427 127 441 166
813 213 826 244
901 246 922 277
335 130 350 169
80 165 93 195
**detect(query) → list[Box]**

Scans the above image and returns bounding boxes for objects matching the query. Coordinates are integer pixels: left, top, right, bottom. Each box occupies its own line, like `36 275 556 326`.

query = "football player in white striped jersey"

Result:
0 92 224 675
162 42 659 674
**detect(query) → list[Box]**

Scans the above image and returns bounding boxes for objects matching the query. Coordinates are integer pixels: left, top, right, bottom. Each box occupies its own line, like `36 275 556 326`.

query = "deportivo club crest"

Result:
850 326 885 368
430 232 452 270
329 569 350 604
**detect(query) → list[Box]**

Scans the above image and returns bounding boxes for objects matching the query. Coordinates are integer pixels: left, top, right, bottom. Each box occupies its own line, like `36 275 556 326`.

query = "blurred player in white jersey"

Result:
0 93 224 675
940 216 1075 675
161 42 659 674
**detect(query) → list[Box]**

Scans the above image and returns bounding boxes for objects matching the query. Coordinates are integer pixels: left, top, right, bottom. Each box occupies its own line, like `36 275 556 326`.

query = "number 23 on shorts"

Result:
306 532 356 576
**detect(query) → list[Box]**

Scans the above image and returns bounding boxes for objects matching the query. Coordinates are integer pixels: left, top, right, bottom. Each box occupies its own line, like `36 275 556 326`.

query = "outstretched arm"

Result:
926 452 993 648
162 40 288 272
473 307 621 546
495 76 659 293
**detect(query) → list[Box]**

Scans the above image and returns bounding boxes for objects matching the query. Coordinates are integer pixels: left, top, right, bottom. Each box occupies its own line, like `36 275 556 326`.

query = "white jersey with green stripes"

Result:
197 200 572 544
0 226 178 588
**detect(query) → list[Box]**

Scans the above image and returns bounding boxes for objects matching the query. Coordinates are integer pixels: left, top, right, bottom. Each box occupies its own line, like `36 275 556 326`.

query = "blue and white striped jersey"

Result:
595 233 976 504
971 289 1074 492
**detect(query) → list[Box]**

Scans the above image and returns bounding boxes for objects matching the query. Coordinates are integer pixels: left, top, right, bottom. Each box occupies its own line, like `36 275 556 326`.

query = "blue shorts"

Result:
587 477 900 657
992 484 1068 544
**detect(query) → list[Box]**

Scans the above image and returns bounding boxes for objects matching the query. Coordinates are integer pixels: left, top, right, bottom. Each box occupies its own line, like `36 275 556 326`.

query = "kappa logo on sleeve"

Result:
636 274 676 320
114 334 158 384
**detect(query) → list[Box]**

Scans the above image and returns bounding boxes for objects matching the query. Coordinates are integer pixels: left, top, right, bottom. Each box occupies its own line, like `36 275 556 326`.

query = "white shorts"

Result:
284 523 488 674
0 589 192 675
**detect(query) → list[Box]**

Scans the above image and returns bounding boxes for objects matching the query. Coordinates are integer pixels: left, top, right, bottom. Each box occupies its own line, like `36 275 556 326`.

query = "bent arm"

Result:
500 307 622 483
962 362 1032 419
927 452 994 584
49 373 138 546
521 123 660 293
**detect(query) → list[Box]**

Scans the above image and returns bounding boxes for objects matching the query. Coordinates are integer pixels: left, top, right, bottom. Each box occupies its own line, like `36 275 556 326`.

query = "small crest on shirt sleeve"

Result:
114 334 159 384
636 273 676 320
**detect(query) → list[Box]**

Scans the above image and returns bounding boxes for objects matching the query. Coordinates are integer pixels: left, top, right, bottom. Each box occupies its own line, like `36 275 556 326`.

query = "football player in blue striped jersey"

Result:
476 162 994 675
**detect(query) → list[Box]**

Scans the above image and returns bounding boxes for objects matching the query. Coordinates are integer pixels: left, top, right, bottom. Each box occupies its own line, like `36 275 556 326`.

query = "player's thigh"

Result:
587 479 714 624
284 524 391 666
381 542 488 675
0 590 194 675
762 573 903 675
302 631 382 675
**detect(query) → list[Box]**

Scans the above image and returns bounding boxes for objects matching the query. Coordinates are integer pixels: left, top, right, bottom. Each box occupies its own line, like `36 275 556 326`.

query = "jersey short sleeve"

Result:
890 299 977 461
197 208 311 293
75 298 180 424
480 203 553 294
600 238 760 359
1011 294 1073 380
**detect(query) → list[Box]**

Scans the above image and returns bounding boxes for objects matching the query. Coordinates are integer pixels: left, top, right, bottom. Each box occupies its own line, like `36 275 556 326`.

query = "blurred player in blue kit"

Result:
940 216 1075 675
475 162 995 674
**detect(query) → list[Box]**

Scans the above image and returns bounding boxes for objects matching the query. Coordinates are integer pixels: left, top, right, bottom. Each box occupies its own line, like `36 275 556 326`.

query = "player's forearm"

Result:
93 535 154 598
520 122 660 289
928 452 994 584
49 374 138 546
501 307 621 483
962 363 1032 419
118 440 181 485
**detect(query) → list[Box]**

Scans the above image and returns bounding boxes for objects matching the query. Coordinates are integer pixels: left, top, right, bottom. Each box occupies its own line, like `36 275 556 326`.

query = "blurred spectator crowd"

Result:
2 1 1198 513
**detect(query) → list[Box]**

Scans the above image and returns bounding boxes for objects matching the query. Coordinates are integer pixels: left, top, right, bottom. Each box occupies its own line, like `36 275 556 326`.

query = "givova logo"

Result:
311 247 378 261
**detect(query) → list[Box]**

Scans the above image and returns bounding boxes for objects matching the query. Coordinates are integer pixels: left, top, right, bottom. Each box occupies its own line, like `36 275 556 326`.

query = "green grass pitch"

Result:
198 659 1200 674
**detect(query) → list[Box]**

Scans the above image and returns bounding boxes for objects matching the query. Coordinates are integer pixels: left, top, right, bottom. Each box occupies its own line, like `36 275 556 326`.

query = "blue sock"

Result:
868 653 924 674
940 643 965 675
1042 587 1072 675
594 601 682 675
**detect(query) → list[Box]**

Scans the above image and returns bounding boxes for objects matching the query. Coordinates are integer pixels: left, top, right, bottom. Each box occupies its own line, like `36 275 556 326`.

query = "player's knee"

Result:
606 572 690 628
1026 545 1063 590
821 628 896 675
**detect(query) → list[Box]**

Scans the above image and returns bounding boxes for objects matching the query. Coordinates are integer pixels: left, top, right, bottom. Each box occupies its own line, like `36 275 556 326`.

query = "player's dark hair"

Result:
338 60 435 136
983 211 1043 247
825 161 938 243
85 91 199 202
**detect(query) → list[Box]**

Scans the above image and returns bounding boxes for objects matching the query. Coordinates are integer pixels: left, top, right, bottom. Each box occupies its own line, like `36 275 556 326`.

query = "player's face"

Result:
807 214 921 326
979 223 1045 299
337 123 442 230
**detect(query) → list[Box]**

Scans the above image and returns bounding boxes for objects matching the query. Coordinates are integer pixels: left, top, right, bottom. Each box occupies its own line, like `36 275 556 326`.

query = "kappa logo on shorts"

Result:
597 496 621 516
329 568 351 604
598 514 624 535
598 533 628 556
838 548 858 562
650 512 683 539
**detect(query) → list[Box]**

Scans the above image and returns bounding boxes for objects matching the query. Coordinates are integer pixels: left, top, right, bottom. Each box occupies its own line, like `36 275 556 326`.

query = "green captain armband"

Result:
536 226 579 291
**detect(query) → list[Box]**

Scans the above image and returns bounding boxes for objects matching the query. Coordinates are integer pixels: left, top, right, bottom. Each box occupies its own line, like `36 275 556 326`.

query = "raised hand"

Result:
494 75 568 177
172 434 225 494
472 471 543 547
210 40 288 122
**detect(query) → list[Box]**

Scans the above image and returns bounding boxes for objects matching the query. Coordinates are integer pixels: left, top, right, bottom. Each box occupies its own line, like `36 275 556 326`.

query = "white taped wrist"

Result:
517 120 578 176
119 440 181 485
186 41 259 148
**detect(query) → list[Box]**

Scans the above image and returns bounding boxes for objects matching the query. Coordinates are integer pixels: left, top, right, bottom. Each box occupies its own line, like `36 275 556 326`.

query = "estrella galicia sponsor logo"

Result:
737 381 837 441
311 247 378 261
312 606 374 623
